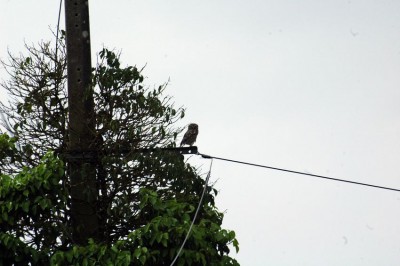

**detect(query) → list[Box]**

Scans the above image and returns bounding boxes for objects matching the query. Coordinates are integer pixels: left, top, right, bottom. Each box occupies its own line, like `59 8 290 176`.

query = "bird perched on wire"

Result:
180 123 199 147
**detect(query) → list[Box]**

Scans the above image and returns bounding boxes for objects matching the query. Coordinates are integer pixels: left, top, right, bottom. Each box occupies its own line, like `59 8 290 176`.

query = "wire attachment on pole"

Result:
199 153 212 159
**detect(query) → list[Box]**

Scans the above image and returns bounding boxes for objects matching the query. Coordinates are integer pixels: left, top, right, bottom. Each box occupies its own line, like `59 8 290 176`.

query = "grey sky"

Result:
1 0 400 265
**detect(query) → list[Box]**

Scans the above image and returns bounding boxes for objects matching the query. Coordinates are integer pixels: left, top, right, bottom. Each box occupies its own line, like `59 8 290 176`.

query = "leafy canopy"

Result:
0 35 239 265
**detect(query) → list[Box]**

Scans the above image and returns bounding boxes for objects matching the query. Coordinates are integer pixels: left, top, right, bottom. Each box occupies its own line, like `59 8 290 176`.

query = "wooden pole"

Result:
64 0 98 244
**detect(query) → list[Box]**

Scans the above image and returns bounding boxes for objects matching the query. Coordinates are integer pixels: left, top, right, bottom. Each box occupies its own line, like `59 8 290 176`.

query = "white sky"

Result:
2 1 400 265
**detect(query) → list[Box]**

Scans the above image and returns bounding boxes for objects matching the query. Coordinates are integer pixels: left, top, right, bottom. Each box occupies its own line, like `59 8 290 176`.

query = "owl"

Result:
180 123 199 147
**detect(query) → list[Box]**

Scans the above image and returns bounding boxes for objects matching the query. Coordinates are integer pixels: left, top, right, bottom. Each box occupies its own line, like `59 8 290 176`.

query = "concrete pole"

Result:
64 0 98 244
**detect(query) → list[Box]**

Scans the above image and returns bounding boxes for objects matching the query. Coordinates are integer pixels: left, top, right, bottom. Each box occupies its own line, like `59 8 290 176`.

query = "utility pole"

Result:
64 0 98 244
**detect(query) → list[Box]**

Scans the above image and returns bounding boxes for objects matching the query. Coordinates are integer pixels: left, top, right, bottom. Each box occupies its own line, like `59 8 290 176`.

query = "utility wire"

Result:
199 153 400 193
53 0 63 98
55 0 63 62
170 159 214 266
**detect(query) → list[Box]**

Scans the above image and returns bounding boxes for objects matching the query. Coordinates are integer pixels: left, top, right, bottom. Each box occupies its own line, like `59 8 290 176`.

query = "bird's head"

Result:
188 123 198 130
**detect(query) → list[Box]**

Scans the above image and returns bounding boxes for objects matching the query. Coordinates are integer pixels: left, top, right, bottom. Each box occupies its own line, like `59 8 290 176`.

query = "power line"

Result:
170 159 214 266
198 153 400 193
55 0 63 62
54 0 63 97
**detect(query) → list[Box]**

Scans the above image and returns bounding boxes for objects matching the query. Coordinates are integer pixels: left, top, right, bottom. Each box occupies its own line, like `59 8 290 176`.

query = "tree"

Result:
0 34 239 265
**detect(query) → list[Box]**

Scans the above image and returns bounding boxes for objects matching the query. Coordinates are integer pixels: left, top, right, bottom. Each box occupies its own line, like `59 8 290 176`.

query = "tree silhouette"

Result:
0 34 239 265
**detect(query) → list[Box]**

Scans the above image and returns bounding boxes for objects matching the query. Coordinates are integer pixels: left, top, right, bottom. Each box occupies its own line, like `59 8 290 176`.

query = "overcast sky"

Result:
2 1 400 265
